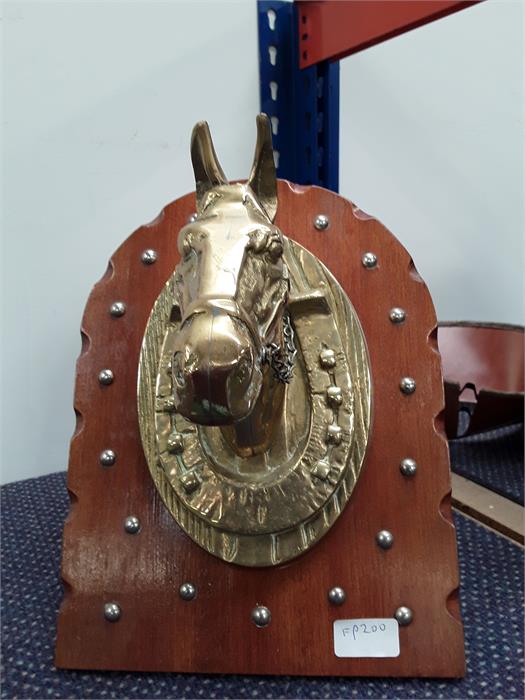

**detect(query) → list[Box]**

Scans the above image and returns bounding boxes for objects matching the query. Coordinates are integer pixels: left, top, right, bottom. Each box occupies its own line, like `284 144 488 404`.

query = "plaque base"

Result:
56 181 464 677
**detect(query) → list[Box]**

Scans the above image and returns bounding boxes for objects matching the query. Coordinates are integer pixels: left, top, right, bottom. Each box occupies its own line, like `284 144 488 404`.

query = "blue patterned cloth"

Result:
1 472 523 700
450 422 524 505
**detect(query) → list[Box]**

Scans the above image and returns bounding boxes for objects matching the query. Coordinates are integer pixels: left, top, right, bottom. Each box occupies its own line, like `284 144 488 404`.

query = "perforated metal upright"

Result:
257 1 340 191
257 0 479 194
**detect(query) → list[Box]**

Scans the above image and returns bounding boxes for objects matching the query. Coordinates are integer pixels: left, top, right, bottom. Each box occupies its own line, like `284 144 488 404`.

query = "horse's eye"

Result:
177 229 193 259
268 239 283 261
182 235 192 260
248 229 268 253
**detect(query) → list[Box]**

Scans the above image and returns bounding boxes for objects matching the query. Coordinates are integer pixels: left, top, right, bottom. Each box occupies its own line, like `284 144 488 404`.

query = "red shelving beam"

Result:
297 0 481 69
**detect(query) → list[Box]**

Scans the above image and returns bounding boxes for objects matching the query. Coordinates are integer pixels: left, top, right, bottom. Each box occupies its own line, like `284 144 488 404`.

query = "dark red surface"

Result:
439 324 524 396
298 1 480 68
439 323 524 438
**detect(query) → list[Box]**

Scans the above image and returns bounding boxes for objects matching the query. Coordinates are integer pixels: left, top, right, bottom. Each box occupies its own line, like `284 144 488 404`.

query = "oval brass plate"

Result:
138 238 372 566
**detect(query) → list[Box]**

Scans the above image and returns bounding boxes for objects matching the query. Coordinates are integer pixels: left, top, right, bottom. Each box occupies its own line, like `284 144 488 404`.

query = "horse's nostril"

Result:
171 311 264 425
234 357 251 386
172 352 186 389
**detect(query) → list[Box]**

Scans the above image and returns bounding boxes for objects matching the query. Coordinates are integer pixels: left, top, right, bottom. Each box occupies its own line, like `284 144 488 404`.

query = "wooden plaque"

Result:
56 181 465 677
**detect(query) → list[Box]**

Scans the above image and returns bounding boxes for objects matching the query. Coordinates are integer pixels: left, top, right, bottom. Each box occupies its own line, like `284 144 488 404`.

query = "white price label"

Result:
333 618 400 658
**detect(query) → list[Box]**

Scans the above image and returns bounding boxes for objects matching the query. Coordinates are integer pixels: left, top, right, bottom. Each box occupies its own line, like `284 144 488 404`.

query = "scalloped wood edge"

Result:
56 181 465 676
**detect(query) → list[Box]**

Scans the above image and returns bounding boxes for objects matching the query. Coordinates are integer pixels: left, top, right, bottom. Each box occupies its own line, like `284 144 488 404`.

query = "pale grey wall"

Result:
339 0 523 324
1 0 522 483
2 0 260 483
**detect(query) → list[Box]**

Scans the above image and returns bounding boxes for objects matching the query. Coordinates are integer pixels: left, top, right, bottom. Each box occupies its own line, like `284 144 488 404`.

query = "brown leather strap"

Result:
438 323 524 438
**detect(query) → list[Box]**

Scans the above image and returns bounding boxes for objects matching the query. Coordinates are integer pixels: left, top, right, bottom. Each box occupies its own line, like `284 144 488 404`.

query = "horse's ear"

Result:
247 114 277 222
191 121 228 213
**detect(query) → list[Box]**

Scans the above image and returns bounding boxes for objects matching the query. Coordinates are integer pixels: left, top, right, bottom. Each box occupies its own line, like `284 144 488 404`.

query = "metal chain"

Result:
262 312 297 384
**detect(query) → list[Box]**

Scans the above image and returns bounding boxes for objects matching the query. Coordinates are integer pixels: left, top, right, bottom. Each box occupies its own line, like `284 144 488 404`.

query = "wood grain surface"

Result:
55 181 465 676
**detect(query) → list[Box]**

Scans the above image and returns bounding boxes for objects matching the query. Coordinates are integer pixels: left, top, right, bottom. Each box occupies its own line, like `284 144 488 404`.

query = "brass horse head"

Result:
172 115 291 453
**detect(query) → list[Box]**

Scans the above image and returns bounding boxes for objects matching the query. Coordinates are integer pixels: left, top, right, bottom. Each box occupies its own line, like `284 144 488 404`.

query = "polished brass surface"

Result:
138 115 372 566
172 115 287 454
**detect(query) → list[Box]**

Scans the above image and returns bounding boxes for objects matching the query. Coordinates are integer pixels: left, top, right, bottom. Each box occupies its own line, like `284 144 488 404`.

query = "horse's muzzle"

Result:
172 310 263 425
